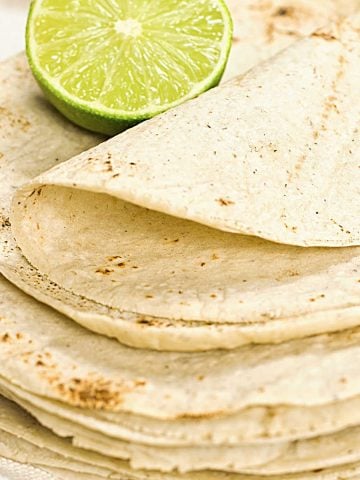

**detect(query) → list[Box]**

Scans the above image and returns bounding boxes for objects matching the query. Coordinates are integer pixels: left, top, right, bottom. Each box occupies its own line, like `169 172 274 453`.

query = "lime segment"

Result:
26 0 233 135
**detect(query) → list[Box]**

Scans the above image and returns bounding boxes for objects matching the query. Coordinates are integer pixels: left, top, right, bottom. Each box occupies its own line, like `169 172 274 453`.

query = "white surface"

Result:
0 0 29 61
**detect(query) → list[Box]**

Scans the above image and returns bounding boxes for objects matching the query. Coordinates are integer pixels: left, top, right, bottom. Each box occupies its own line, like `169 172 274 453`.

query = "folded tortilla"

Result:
2 14 359 352
224 0 360 81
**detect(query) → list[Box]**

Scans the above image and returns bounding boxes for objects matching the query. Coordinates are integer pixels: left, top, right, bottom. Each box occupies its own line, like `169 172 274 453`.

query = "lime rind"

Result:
26 0 233 135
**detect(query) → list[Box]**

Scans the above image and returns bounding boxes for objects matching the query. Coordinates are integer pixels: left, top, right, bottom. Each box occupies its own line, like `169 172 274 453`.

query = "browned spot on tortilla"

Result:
232 35 240 44
197 375 205 381
280 212 298 233
312 31 337 41
107 256 122 262
26 348 147 410
0 152 3 160
288 270 300 277
266 21 275 42
54 376 145 410
217 198 235 206
200 262 206 267
322 96 340 126
104 160 113 172
142 318 168 327
260 312 277 320
318 55 346 137
146 295 154 299
0 106 31 132
210 294 217 298
212 254 219 260
290 155 307 180
176 410 226 420
267 4 317 39
1 217 11 228
339 377 347 384
276 270 300 281
273 6 295 17
335 55 347 82
309 294 326 302
117 262 126 268
1 333 11 343
330 218 351 235
95 267 114 275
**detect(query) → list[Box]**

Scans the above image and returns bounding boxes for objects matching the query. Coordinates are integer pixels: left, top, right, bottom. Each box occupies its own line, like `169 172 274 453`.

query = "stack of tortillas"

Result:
0 1 360 479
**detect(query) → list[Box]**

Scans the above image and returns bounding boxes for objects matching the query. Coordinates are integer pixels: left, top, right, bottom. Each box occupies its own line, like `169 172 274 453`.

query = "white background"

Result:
0 0 29 60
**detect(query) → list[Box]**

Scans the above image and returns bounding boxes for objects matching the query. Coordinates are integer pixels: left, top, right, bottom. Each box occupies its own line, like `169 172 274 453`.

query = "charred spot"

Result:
137 318 150 325
312 31 337 41
274 6 293 16
107 256 122 262
104 160 113 172
1 333 11 343
1 217 11 228
95 267 114 275
51 376 147 410
217 198 235 206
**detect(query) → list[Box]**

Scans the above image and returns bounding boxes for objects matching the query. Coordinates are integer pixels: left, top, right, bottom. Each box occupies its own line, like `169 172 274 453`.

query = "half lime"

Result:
26 0 233 135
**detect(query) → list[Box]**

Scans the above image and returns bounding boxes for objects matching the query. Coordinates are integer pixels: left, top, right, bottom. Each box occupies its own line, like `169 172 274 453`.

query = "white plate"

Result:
0 0 29 61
